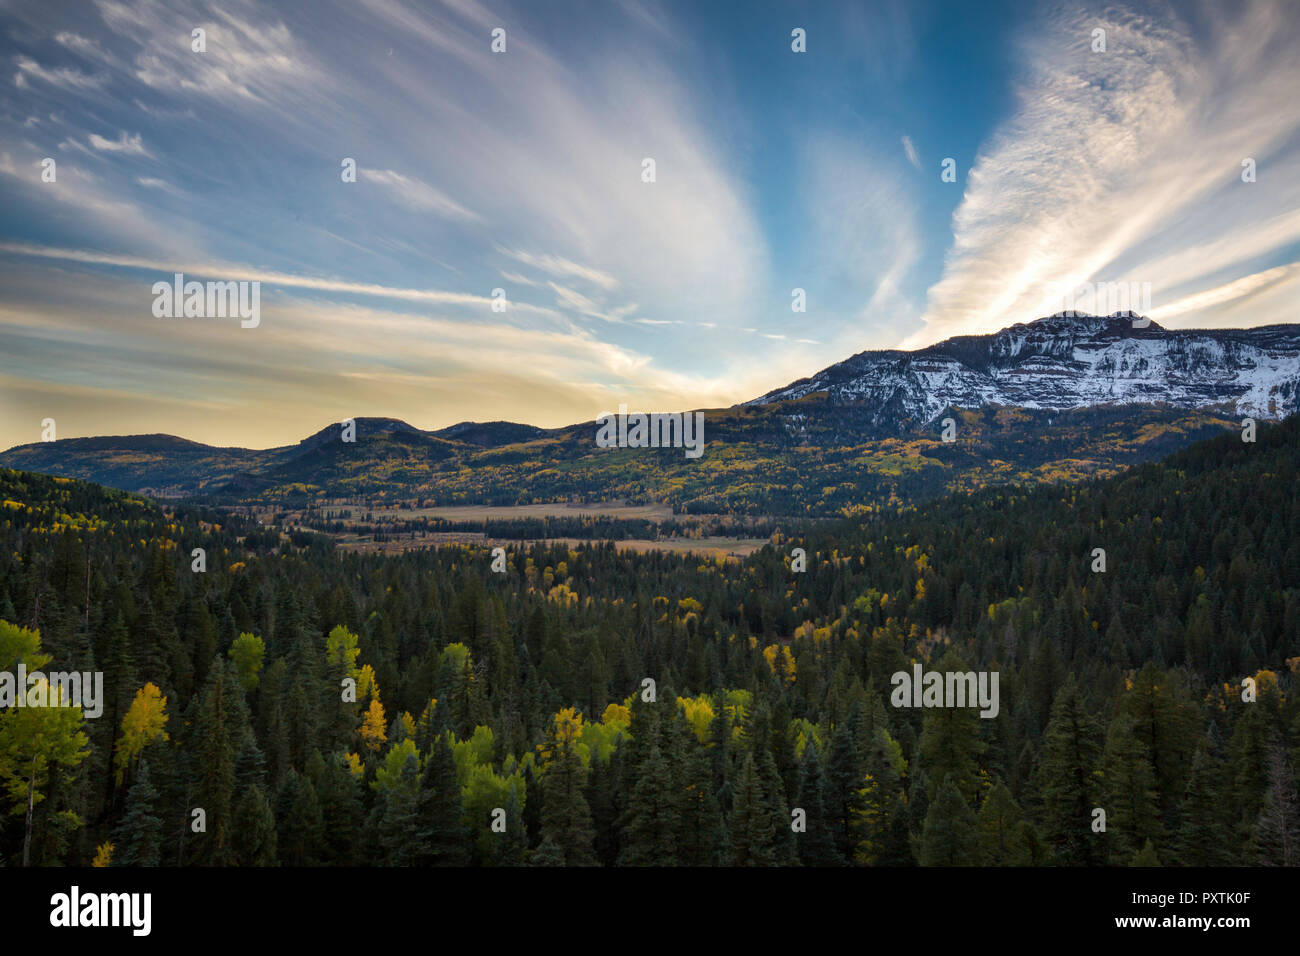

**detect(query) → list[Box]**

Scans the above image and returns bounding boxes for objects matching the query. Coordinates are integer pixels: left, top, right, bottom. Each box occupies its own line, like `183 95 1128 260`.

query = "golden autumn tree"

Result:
763 644 797 686
359 697 387 753
356 664 380 704
114 683 170 783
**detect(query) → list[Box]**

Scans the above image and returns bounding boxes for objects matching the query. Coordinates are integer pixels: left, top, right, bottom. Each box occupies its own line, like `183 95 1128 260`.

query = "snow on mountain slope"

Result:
746 313 1300 428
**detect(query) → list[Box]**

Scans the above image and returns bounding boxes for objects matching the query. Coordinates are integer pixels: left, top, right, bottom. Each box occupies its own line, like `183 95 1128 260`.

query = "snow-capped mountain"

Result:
746 313 1300 430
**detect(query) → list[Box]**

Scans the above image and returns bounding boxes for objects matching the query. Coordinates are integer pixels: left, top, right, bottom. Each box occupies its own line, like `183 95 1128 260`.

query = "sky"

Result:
1 0 1298 450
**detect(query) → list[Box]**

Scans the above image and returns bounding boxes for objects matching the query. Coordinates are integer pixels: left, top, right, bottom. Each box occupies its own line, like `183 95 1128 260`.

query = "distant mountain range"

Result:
3 313 1294 514
749 312 1300 423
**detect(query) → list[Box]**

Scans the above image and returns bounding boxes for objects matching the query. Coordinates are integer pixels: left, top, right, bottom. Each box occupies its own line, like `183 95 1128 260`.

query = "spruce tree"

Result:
231 784 278 866
1101 714 1162 862
1255 742 1299 866
1129 839 1162 866
794 742 843 866
678 739 723 866
539 711 597 866
190 658 249 865
618 742 679 865
529 835 565 866
826 717 864 861
1037 678 1104 865
276 770 326 866
316 754 362 865
918 776 980 866
114 758 162 867
976 780 1025 866
1176 736 1228 865
376 753 422 866
918 651 983 804
726 753 776 866
413 735 469 866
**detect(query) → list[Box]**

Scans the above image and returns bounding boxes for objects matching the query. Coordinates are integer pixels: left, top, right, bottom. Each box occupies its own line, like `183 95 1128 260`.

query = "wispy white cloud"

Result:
905 2 1300 347
901 134 920 169
14 56 104 91
88 131 151 156
1149 261 1300 321
498 247 619 291
135 176 182 195
54 32 115 66
360 168 479 222
0 241 564 320
95 0 322 104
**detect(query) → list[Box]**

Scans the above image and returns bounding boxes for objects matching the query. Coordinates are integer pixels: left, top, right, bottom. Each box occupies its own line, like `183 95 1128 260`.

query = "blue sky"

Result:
1 0 1298 449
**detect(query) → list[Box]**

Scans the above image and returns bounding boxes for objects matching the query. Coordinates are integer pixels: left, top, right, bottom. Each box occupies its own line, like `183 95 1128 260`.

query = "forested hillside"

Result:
0 413 1296 867
0 403 1237 515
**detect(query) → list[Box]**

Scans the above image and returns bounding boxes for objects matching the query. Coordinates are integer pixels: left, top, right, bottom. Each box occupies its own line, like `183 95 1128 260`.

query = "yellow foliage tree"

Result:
601 702 630 727
356 664 380 704
762 644 797 686
92 841 113 867
677 695 715 742
536 707 585 767
359 697 387 752
325 624 361 679
114 683 169 783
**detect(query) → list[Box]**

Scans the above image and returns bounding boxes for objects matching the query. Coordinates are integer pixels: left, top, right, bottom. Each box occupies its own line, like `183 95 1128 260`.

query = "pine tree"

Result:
189 658 249 865
826 716 864 862
1229 705 1273 839
231 784 278 866
726 753 776 866
1122 663 1197 817
1176 735 1228 866
918 651 983 804
919 776 981 866
498 787 529 867
851 726 905 865
114 758 162 867
1129 839 1161 866
1255 742 1299 866
794 742 843 866
756 729 797 865
976 780 1025 866
377 752 422 866
539 710 597 866
618 742 679 865
677 739 723 866
529 834 565 866
586 748 621 867
1037 678 1104 865
275 771 325 866
1101 714 1162 862
413 735 469 866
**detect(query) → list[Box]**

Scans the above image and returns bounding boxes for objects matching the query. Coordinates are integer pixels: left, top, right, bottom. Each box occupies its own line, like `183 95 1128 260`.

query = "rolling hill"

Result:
2 313 1293 515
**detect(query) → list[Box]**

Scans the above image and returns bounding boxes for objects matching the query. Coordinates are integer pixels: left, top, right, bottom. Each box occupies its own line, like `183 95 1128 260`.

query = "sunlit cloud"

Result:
906 2 1300 348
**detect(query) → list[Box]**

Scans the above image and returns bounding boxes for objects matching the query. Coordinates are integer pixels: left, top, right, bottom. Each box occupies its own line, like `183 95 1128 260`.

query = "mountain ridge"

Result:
746 312 1300 428
1 314 1293 513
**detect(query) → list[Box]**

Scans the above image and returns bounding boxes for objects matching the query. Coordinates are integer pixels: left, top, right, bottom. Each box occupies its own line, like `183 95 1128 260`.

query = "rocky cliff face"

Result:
746 313 1300 430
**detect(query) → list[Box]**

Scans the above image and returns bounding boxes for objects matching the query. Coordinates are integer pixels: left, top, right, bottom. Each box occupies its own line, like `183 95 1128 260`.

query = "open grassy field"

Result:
332 531 769 557
396 501 677 521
